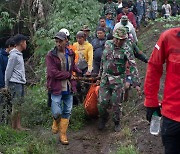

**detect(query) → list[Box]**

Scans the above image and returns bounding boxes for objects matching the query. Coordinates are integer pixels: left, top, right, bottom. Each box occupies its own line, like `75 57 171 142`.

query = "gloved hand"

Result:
146 107 161 122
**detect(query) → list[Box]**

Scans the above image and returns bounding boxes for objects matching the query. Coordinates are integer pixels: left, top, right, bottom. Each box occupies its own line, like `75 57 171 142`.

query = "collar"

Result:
51 47 73 57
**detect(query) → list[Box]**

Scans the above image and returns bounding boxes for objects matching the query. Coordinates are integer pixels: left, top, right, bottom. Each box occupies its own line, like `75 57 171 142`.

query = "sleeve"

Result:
72 43 78 64
125 44 140 87
5 55 17 87
46 54 71 80
132 43 148 63
131 13 137 28
117 14 122 22
99 42 108 76
144 33 166 107
87 44 93 72
130 25 138 42
0 56 4 88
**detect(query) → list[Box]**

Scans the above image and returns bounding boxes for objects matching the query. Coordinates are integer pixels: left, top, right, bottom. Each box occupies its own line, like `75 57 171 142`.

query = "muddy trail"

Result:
51 22 170 154
24 22 176 154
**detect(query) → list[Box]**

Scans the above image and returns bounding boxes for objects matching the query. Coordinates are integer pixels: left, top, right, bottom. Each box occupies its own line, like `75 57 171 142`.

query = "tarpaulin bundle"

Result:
83 84 100 117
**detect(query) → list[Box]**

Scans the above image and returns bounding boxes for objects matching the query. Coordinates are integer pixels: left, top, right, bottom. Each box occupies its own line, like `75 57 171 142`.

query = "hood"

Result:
0 48 8 56
10 48 22 56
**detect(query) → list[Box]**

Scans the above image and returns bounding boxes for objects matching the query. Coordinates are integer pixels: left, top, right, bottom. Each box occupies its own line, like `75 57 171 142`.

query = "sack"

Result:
83 84 100 117
77 58 88 70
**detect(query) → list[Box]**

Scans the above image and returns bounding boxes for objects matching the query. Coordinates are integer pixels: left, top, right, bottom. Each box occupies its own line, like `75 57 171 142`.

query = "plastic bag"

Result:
83 84 100 117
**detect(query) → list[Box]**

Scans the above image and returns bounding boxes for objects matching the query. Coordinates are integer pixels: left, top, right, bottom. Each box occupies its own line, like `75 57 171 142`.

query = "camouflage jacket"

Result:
99 40 140 87
102 2 118 18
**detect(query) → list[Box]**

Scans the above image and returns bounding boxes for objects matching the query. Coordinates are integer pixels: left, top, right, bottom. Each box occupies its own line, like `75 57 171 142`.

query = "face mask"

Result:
121 20 127 26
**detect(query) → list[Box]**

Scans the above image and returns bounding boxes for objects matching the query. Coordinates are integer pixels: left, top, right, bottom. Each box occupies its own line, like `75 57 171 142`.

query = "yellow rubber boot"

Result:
59 118 69 145
52 118 60 134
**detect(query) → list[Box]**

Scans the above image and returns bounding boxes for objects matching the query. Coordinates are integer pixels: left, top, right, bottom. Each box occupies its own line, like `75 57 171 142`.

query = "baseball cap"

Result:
54 32 67 40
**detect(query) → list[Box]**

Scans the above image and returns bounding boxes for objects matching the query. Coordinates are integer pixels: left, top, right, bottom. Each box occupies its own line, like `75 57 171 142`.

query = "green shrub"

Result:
116 145 139 154
22 85 51 128
0 126 57 154
70 104 87 130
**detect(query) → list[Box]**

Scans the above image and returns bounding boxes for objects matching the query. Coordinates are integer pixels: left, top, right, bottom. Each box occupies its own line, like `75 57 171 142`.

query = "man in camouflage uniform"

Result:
102 0 118 19
98 27 140 132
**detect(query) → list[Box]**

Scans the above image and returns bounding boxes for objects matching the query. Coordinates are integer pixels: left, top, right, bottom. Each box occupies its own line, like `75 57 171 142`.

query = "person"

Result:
98 27 140 132
0 38 15 89
117 2 137 29
114 15 138 43
151 0 158 20
81 25 93 44
122 26 147 101
128 0 137 16
136 0 145 30
105 10 115 30
144 0 152 21
144 27 180 154
73 31 93 76
0 37 15 123
162 0 171 18
117 0 123 14
5 34 27 130
91 28 106 74
96 16 112 37
171 0 179 16
102 0 118 19
59 28 76 53
46 32 81 145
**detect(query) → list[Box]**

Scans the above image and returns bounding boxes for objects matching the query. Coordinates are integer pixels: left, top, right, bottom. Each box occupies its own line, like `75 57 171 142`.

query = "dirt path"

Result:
32 22 173 154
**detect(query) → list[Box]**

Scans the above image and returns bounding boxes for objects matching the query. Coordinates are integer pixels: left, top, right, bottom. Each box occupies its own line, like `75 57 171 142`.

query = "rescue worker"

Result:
96 16 112 38
81 25 93 44
144 27 180 154
117 2 137 29
98 27 140 132
73 31 93 76
102 0 118 19
105 10 115 31
114 15 138 43
46 32 81 145
92 27 106 74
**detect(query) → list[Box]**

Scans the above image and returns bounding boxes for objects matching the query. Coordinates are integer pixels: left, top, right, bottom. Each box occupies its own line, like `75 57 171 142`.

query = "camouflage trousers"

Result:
98 83 124 123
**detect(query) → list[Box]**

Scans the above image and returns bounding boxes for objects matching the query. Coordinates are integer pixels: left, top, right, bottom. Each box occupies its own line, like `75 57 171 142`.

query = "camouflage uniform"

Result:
98 28 140 124
102 1 118 19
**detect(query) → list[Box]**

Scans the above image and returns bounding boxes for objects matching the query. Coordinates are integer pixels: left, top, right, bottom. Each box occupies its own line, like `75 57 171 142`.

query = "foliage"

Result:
34 0 103 56
155 15 180 22
70 104 87 130
116 145 139 154
0 125 57 154
21 85 52 128
0 11 15 32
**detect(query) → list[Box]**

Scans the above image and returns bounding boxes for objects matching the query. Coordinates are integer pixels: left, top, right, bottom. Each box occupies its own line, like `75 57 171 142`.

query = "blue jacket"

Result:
0 48 8 88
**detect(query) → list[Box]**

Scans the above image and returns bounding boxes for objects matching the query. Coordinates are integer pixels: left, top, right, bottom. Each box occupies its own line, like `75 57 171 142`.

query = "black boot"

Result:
98 112 109 130
98 118 106 130
114 121 121 132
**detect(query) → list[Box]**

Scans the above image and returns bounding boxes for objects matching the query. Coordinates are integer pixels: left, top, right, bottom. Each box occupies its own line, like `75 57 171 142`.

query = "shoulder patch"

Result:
155 44 160 50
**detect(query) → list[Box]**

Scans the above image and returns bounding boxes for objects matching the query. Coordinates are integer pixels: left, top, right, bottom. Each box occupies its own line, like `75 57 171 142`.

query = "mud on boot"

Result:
114 121 121 132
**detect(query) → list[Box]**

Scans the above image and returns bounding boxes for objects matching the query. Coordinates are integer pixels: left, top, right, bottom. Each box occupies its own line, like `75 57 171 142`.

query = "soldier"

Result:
102 0 118 19
98 27 140 132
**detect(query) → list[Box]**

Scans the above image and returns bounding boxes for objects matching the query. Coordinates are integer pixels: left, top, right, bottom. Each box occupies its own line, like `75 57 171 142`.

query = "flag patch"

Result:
155 44 160 50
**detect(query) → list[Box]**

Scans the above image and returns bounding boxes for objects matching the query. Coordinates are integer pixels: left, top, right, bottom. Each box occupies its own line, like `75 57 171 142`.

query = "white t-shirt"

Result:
162 4 171 16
